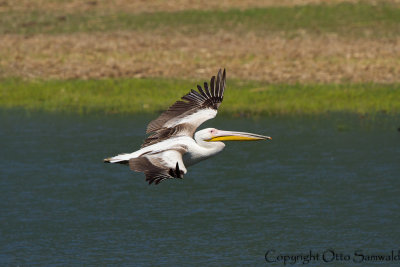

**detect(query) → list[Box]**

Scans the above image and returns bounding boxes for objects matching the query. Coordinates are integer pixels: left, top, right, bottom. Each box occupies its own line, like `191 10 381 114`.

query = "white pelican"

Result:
104 69 271 184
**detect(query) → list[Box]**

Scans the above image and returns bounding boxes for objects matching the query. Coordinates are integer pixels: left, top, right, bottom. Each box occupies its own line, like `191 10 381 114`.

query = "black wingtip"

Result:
221 68 226 98
219 68 226 84
216 68 225 79
206 77 213 97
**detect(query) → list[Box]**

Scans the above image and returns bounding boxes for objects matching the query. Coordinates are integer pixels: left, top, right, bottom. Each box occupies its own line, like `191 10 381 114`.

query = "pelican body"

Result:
104 69 271 184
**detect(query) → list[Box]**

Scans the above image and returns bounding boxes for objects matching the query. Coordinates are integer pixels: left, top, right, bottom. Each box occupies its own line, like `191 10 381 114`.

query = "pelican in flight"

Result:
104 69 271 184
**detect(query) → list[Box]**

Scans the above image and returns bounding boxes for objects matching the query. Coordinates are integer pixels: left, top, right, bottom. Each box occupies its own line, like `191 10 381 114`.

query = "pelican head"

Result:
195 128 272 143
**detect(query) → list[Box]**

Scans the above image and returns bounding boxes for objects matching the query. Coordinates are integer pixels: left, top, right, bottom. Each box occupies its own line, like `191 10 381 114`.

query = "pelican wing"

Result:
142 69 226 148
129 145 188 185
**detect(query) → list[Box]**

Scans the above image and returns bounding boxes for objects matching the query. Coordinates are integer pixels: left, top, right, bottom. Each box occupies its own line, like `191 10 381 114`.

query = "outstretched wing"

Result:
129 145 188 185
142 69 226 148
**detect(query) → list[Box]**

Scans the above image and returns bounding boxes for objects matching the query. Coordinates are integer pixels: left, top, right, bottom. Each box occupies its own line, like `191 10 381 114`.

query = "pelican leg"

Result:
168 162 184 179
175 162 182 178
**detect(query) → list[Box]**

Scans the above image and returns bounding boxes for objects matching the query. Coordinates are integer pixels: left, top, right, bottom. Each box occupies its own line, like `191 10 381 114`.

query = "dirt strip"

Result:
1 0 395 13
1 32 399 83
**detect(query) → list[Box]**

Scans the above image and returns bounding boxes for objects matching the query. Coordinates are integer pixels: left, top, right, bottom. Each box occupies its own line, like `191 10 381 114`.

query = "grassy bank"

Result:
2 1 399 116
2 2 400 37
1 78 399 116
2 2 400 83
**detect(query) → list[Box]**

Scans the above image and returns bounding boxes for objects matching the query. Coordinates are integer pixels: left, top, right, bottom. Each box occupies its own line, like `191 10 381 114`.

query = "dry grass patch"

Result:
1 32 399 83
1 0 389 13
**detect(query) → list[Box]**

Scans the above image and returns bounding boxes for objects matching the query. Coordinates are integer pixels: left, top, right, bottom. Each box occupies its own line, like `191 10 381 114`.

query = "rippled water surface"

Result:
1 110 399 266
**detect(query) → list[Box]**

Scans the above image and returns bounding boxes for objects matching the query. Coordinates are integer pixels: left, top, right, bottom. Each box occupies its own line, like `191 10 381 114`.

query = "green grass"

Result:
2 2 400 37
1 78 399 116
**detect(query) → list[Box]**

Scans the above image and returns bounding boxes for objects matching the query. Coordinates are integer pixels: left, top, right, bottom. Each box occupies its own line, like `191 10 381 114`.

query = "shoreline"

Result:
1 78 399 116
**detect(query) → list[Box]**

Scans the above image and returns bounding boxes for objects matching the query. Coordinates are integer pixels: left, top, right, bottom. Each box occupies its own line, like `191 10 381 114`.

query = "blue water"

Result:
1 110 399 266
